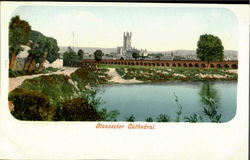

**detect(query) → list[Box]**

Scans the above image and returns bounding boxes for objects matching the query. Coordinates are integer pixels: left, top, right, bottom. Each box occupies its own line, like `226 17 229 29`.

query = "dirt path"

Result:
8 67 78 93
107 68 142 84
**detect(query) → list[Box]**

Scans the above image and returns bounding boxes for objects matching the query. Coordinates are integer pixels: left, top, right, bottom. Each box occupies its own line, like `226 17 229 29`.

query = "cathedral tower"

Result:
123 32 132 51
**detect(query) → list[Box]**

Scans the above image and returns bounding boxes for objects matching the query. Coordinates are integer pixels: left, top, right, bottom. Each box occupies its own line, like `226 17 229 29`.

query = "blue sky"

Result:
11 5 238 51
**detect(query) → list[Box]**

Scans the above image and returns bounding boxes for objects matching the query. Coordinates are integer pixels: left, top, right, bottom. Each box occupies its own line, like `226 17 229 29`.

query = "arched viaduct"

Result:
74 59 238 69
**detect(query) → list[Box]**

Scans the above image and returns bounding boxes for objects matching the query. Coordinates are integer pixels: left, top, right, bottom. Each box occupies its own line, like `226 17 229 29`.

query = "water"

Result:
96 81 237 122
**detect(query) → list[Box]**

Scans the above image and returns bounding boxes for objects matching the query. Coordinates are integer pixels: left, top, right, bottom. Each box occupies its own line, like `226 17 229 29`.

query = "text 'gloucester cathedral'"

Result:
117 32 148 58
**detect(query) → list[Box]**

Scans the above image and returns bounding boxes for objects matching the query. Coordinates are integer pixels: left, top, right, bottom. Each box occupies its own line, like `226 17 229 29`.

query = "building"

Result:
117 32 148 58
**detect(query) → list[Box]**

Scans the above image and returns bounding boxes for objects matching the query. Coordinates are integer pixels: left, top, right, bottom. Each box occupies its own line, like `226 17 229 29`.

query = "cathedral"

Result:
117 32 148 58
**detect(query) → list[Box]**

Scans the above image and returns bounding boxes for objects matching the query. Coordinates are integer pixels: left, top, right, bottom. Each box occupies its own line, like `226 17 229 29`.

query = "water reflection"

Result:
97 81 236 122
200 81 222 122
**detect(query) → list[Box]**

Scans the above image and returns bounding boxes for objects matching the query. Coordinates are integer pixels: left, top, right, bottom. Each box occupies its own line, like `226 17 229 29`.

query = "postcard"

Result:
0 2 249 159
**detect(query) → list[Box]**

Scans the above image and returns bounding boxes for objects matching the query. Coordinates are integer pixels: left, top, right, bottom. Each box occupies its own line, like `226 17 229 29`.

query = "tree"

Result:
94 50 104 61
25 30 45 72
77 49 84 61
196 34 224 68
45 37 60 64
132 52 140 60
25 30 60 72
38 37 60 72
9 16 31 70
173 56 185 61
63 47 77 66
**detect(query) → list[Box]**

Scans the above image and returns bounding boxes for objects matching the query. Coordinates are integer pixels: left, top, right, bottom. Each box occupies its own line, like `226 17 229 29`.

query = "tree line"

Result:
9 16 60 72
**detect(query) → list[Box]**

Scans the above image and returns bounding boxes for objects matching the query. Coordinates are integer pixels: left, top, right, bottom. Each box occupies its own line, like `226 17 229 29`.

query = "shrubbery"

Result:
9 68 118 121
9 67 60 78
58 97 101 121
9 88 56 120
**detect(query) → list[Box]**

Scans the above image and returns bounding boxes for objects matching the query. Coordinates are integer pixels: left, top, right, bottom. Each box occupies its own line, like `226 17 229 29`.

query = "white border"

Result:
0 2 249 159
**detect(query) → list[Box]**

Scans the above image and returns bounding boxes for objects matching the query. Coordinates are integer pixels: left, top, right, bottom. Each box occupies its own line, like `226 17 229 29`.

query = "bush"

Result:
125 114 135 122
59 97 101 121
19 74 77 106
156 113 171 122
145 117 153 122
116 68 126 77
123 73 135 80
9 88 56 120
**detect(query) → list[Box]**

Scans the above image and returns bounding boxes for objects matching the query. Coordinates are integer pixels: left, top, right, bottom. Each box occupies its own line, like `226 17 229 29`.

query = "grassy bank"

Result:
9 67 62 78
99 64 237 82
8 67 119 121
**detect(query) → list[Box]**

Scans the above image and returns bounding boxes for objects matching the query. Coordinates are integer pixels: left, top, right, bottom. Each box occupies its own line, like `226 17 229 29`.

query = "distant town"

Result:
59 32 238 61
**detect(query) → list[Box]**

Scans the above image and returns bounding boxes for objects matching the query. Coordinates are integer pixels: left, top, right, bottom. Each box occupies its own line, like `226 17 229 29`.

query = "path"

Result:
8 67 78 93
107 68 142 84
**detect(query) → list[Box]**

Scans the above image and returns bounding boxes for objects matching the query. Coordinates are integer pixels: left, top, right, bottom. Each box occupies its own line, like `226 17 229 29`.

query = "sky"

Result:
11 5 238 51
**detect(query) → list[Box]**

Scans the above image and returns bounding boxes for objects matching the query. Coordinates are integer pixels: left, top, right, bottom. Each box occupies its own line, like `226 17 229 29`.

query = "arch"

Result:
152 63 155 66
224 64 229 68
111 62 114 64
140 62 143 65
144 63 148 66
161 63 165 66
178 63 182 67
231 64 238 69
128 62 131 65
201 64 206 68
121 62 124 65
195 63 199 68
210 64 215 68
157 63 160 66
148 63 151 66
131 62 134 65
216 64 222 68
166 63 170 67
136 62 139 66
114 62 117 64
172 63 176 67
124 62 127 65
183 63 187 67
189 63 193 67
118 62 120 65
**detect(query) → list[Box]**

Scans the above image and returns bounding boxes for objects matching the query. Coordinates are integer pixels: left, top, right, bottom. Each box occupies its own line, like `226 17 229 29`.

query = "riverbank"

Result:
101 65 237 83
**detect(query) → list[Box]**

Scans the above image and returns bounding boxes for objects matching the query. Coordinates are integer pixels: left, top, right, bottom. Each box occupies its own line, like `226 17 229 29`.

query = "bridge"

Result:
74 59 238 69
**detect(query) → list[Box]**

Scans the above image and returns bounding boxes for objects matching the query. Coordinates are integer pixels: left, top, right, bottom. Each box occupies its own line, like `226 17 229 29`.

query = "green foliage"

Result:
77 49 84 60
28 30 47 62
63 47 78 66
202 97 221 123
184 113 198 123
99 108 120 121
174 93 182 122
120 57 124 60
173 56 185 60
132 52 140 60
8 68 115 121
148 53 164 57
196 34 224 62
9 67 59 77
9 16 31 54
145 117 153 122
45 37 60 63
125 114 136 122
156 113 171 122
58 97 101 121
199 81 219 105
9 88 56 120
94 50 104 61
115 68 126 77
19 74 76 107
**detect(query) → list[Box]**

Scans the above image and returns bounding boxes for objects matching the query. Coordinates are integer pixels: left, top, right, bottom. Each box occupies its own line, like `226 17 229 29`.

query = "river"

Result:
96 81 237 122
